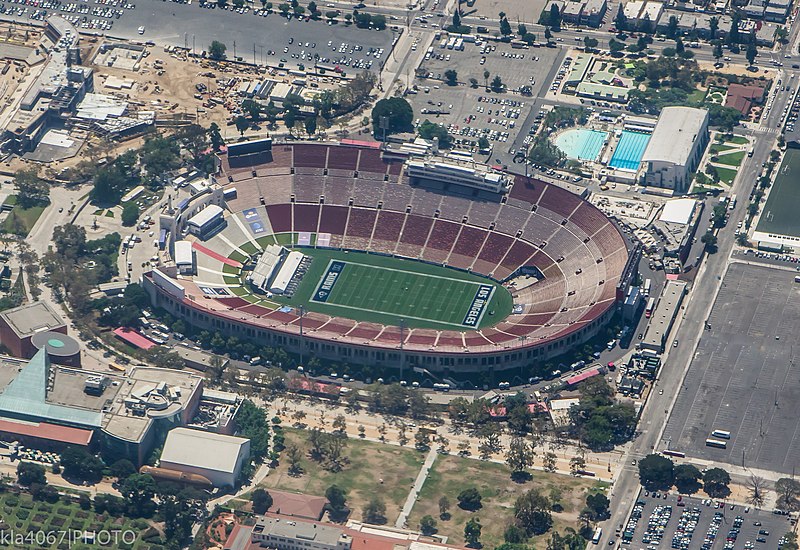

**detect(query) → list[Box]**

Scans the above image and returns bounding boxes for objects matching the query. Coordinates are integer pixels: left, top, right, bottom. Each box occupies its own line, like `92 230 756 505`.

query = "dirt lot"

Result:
407 455 608 548
261 428 426 525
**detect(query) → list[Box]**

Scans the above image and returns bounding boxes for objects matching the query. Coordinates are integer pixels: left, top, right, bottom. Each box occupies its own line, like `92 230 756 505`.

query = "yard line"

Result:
314 300 472 328
337 259 486 286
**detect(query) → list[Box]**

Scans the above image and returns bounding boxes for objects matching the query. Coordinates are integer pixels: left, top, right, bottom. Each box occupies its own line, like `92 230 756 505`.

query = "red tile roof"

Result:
0 417 93 445
725 83 765 115
113 327 156 350
268 490 328 520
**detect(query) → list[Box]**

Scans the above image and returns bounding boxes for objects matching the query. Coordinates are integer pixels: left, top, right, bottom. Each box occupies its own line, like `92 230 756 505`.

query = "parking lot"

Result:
662 262 800 475
618 491 792 549
411 39 563 157
0 0 395 72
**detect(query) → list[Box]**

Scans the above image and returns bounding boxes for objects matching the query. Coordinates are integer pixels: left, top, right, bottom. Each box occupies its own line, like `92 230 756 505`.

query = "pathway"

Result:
395 446 437 529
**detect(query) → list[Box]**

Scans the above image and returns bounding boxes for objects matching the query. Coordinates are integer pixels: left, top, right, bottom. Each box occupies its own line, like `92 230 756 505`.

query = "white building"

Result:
406 156 512 194
159 427 250 487
641 106 709 193
173 240 195 275
250 517 352 550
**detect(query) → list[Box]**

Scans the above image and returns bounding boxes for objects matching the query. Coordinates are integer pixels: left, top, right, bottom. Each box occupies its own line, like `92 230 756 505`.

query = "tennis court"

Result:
756 148 800 237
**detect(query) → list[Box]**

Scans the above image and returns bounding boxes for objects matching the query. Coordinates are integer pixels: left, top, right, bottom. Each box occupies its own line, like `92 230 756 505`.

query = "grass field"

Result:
260 429 424 524
715 150 745 167
273 248 513 330
1 206 45 236
756 148 800 237
407 455 608 549
714 166 738 184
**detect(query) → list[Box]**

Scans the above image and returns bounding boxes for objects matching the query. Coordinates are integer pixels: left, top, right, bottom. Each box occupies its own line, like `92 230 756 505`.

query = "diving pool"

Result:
609 130 651 171
554 129 608 161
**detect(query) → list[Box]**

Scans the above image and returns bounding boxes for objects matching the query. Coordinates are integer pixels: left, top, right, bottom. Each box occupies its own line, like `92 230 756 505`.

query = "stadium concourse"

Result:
143 141 635 373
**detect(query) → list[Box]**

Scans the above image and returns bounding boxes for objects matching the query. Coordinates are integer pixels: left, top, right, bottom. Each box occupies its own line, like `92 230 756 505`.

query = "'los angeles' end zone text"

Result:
463 284 494 327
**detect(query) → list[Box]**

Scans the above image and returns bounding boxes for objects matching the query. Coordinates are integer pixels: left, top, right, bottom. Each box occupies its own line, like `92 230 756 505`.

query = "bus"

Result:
706 439 727 449
645 297 656 318
109 362 126 372
663 449 686 458
592 528 603 545
729 195 737 210
643 278 652 297
711 430 731 439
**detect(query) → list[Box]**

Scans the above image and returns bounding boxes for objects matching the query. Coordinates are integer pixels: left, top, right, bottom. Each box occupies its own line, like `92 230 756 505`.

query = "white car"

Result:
137 25 144 34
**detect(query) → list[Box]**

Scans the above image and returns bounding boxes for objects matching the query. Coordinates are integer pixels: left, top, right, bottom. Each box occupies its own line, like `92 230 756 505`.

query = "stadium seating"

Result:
202 142 629 356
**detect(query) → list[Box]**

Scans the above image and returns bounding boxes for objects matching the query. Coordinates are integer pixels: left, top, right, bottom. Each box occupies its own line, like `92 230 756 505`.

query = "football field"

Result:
276 249 513 330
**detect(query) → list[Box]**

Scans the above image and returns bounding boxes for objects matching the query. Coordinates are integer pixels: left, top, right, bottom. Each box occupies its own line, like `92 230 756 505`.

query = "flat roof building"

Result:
641 107 709 193
0 301 67 358
641 280 687 352
187 204 225 239
159 428 250 488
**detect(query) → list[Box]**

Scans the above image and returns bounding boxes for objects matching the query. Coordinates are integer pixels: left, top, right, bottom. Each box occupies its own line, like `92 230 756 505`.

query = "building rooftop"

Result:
267 489 329 520
641 106 708 166
0 301 66 339
160 427 249 474
659 198 697 225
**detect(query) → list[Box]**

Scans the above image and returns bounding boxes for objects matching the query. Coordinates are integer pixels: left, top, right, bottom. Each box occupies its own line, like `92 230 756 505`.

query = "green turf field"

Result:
271 248 514 330
756 148 800 237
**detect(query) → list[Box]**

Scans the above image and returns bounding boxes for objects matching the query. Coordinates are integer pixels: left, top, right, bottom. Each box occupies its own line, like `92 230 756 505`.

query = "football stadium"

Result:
144 140 635 373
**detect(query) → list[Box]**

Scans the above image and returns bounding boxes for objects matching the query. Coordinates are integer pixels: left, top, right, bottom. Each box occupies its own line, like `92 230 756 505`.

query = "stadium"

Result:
143 140 636 374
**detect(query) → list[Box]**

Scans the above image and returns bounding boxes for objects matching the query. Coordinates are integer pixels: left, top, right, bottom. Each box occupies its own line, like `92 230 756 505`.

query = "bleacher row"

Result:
201 143 629 351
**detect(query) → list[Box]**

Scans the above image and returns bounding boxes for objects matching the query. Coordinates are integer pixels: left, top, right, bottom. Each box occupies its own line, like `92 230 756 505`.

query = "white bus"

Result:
706 439 727 449
711 430 731 439
643 278 652 296
729 195 737 210
592 528 603 544
645 297 656 318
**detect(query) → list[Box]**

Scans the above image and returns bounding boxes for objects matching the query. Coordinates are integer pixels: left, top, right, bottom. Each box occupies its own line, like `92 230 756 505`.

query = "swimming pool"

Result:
609 130 651 171
554 129 608 161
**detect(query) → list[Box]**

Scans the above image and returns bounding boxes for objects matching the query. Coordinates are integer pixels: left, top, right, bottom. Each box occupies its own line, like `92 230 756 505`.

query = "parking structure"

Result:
618 491 792 549
411 39 563 156
0 0 394 73
661 262 800 474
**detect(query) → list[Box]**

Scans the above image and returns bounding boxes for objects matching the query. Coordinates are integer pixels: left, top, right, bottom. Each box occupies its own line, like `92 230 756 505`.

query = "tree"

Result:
549 3 561 29
372 97 413 136
372 14 386 30
478 136 490 151
458 487 483 510
675 37 685 55
583 36 599 50
304 116 318 137
543 452 557 473
609 39 625 54
728 12 740 45
701 231 718 252
504 524 528 544
252 488 273 514
121 201 139 227
444 69 458 86
614 5 627 31
17 462 46 486
746 475 767 508
638 454 674 491
14 168 49 208
415 430 430 451
120 473 157 517
499 16 512 36
713 40 724 63
709 16 719 38
464 518 482 547
60 447 105 484
666 15 678 38
674 463 703 494
418 120 452 148
234 115 249 136
506 437 535 479
662 46 676 57
544 27 552 43
491 75 504 93
518 23 527 36
110 459 136 481
438 496 451 520
420 515 438 535
746 40 757 66
515 488 552 536
308 0 317 16
585 493 610 521
326 484 348 517
209 122 224 151
209 40 227 60
776 478 800 511
702 467 731 498
363 497 387 524
781 532 800 550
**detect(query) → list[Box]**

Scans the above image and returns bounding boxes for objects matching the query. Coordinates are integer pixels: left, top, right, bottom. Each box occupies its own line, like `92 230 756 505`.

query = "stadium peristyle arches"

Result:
144 142 633 374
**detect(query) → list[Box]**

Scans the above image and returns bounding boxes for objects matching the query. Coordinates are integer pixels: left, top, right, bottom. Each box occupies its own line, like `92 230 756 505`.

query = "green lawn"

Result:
240 241 259 255
687 88 707 103
2 206 45 236
715 150 745 167
272 248 513 330
262 429 424 524
104 210 115 218
407 455 608 549
709 143 735 155
714 166 738 184
728 135 749 145
228 250 248 264
757 148 800 236
0 491 158 549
